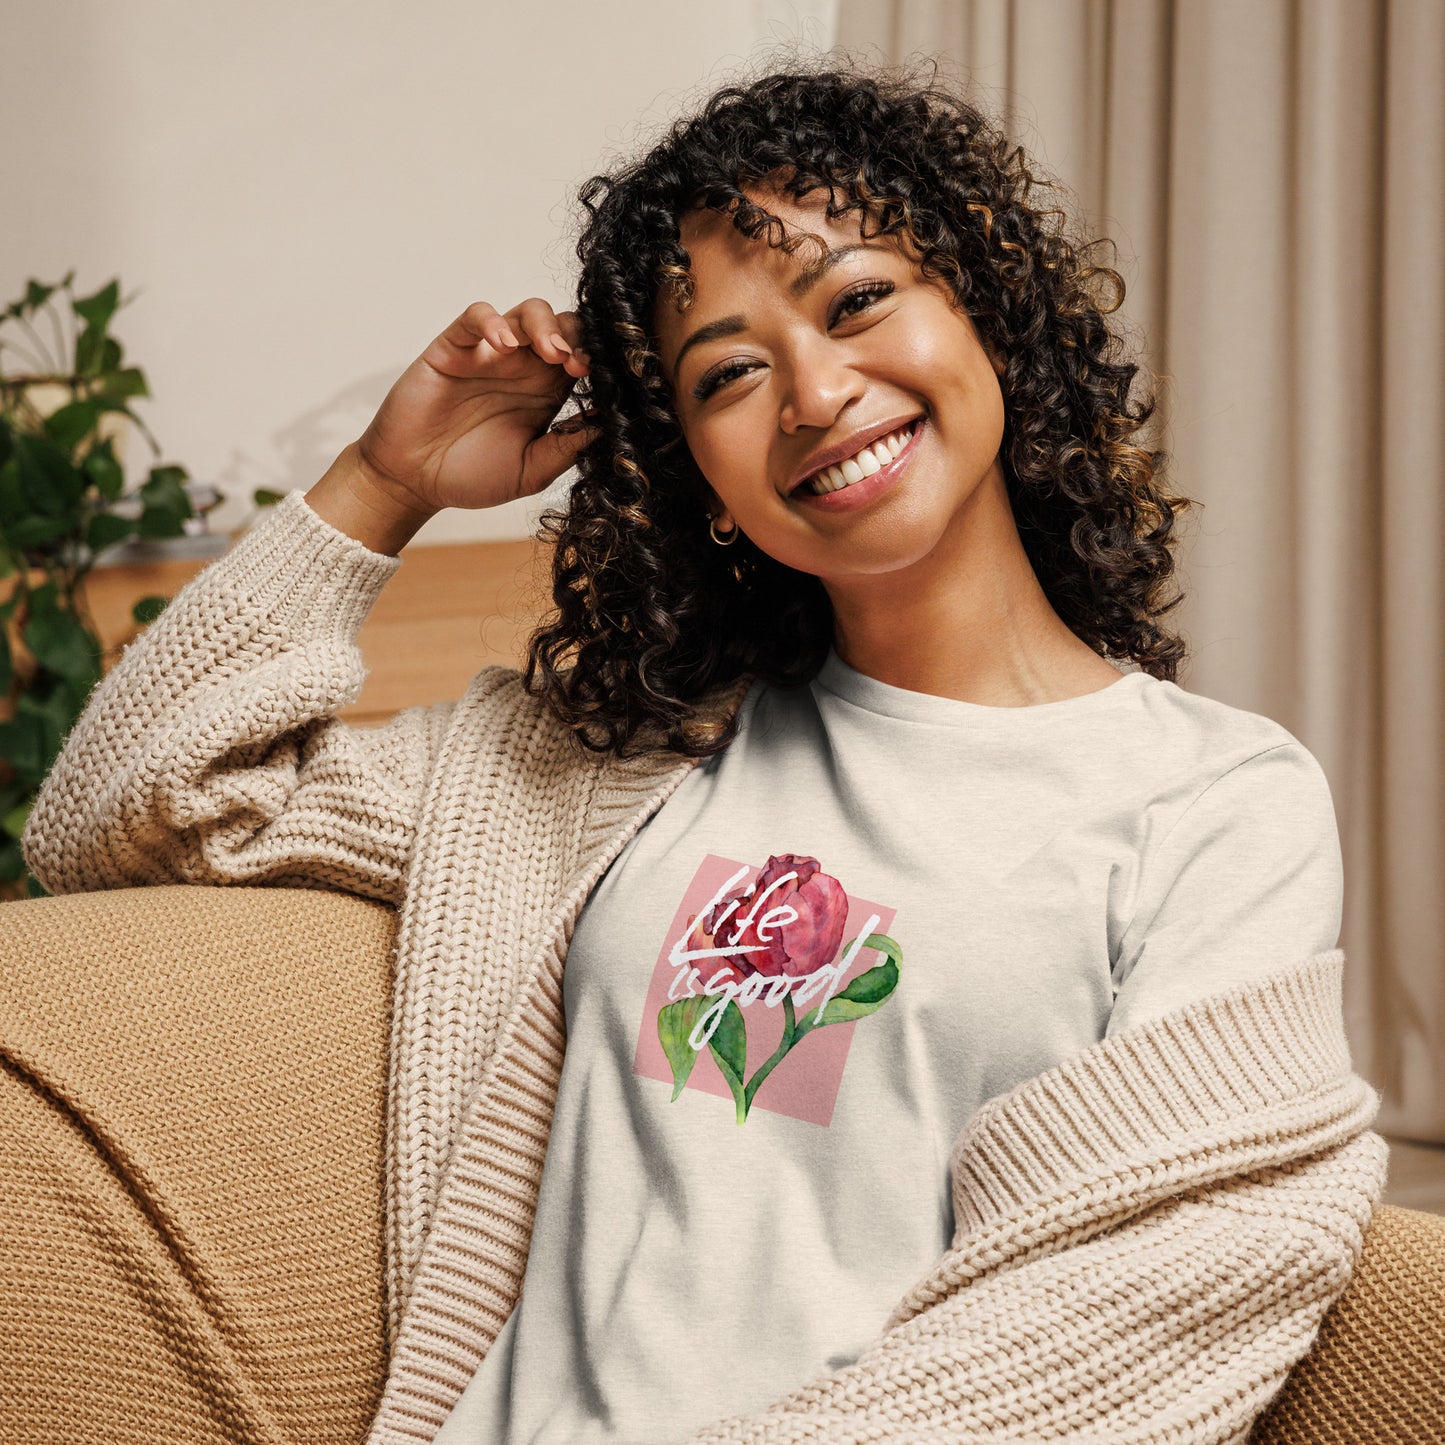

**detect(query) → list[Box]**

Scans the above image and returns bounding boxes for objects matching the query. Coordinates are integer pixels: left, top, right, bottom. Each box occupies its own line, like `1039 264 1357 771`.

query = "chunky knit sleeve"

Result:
684 949 1388 1445
21 488 453 907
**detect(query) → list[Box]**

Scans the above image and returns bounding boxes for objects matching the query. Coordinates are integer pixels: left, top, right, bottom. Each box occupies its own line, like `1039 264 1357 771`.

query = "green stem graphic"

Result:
742 993 798 1115
658 934 903 1125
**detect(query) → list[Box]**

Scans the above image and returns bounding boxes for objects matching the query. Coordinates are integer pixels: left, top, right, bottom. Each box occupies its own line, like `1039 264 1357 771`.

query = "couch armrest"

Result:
0 884 395 1444
1252 1202 1445 1443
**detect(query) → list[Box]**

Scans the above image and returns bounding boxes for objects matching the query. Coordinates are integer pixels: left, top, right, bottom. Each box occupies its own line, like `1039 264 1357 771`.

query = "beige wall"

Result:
0 0 838 543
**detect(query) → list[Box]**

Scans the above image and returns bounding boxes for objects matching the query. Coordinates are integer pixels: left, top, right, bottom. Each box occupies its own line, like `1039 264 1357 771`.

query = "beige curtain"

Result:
835 0 1444 1141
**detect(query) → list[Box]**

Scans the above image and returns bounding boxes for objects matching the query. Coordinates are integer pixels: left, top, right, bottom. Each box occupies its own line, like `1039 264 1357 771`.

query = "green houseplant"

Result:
0 273 202 899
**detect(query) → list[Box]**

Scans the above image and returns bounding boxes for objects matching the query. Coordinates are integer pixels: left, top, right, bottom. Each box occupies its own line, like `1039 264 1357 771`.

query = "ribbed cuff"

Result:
213 487 404 640
951 948 1366 1232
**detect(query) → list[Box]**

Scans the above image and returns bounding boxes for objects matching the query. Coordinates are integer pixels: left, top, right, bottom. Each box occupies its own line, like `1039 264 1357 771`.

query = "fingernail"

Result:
499 327 519 347
550 333 572 354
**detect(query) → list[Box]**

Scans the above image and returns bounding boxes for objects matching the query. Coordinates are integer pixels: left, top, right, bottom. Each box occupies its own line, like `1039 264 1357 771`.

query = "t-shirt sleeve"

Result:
1106 740 1344 1038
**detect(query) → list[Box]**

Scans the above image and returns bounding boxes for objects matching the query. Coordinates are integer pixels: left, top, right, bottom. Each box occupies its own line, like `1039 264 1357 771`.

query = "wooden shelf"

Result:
71 533 554 729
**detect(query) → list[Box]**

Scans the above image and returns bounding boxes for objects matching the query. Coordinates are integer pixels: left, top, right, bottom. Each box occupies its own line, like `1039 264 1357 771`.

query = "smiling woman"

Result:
13 51 1382 1445
649 183 1101 701
524 64 1195 756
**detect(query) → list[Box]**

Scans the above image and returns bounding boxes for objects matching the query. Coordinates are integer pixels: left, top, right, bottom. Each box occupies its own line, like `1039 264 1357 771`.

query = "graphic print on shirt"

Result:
631 853 900 1126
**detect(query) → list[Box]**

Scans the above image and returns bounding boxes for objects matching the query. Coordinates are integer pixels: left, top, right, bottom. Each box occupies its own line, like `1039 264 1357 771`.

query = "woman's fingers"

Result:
506 298 571 361
556 311 591 375
425 300 589 380
506 299 591 376
553 310 591 364
523 413 601 493
425 302 519 375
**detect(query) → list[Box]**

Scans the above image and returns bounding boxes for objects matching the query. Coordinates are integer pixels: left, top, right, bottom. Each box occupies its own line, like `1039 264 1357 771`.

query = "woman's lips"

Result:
790 417 925 514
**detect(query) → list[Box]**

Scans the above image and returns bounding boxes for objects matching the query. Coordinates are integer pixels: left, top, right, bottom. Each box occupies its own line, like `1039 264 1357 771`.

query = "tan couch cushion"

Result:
1251 1201 1445 1443
0 885 393 1444
3 884 1441 1442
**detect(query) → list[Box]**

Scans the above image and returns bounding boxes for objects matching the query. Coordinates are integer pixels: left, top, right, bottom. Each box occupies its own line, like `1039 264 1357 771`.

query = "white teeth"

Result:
804 422 915 495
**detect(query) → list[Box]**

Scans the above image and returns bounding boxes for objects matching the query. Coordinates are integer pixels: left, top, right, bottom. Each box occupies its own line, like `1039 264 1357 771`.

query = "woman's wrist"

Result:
304 443 438 557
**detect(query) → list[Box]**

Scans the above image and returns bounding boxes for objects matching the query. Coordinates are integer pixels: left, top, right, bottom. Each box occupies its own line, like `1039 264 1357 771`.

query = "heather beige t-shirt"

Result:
434 652 1343 1443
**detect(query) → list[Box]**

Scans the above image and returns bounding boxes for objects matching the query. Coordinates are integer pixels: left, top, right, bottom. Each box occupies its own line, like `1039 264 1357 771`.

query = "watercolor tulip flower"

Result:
703 853 848 982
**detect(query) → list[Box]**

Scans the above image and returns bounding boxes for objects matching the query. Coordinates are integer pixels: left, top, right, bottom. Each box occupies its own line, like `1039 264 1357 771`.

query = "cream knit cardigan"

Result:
23 490 1388 1445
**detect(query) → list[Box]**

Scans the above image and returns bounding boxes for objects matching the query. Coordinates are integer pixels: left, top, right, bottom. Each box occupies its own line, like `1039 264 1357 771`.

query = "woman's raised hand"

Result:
353 299 597 515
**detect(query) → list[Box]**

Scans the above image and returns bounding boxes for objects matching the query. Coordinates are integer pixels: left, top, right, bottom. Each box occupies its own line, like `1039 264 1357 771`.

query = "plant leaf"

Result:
22 601 100 683
17 687 79 770
138 464 192 537
657 996 708 1101
82 438 124 499
23 280 55 313
2 795 31 842
0 456 23 523
99 366 148 401
14 434 84 514
24 579 57 612
131 594 169 625
5 514 73 548
75 325 105 376
143 463 190 496
73 279 119 331
86 511 135 553
0 626 10 694
44 399 100 453
0 714 48 786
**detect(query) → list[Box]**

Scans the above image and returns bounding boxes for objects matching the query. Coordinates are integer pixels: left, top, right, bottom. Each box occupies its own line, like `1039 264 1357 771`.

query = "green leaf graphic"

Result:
708 1000 749 1124
658 994 751 1123
657 996 708 1101
799 933 903 1033
707 1000 745 1077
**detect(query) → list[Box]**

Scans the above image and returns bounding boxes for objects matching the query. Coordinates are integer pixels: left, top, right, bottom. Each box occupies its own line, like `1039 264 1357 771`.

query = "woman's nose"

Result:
777 338 865 434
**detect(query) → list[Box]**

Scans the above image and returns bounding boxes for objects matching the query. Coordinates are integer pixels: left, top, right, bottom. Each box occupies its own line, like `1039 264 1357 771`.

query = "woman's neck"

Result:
823 469 1122 707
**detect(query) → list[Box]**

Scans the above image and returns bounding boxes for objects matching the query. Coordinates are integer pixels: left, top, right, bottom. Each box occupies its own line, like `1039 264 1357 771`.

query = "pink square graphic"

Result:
632 853 896 1126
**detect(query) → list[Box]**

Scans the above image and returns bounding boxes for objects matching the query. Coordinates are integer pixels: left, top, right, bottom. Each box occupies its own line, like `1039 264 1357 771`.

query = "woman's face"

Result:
651 186 1009 584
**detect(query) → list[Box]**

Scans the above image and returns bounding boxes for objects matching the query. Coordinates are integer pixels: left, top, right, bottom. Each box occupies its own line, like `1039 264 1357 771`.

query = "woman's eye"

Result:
830 279 895 324
693 359 755 401
691 281 896 402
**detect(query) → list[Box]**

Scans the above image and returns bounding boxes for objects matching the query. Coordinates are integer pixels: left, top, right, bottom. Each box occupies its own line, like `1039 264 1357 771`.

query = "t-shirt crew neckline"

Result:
812 647 1150 726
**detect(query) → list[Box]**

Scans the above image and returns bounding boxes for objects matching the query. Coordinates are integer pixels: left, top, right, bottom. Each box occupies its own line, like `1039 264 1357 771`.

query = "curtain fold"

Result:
835 0 1445 1139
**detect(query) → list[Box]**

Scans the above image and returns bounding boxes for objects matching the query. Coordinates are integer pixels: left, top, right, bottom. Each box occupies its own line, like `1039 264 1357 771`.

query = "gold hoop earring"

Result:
709 516 739 546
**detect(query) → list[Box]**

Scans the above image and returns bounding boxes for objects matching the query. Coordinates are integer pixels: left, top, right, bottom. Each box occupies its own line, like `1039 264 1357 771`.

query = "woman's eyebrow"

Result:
668 241 894 381
788 240 889 297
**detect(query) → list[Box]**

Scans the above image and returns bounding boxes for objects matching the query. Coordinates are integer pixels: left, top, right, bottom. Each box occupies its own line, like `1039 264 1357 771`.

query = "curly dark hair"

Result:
523 56 1196 759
